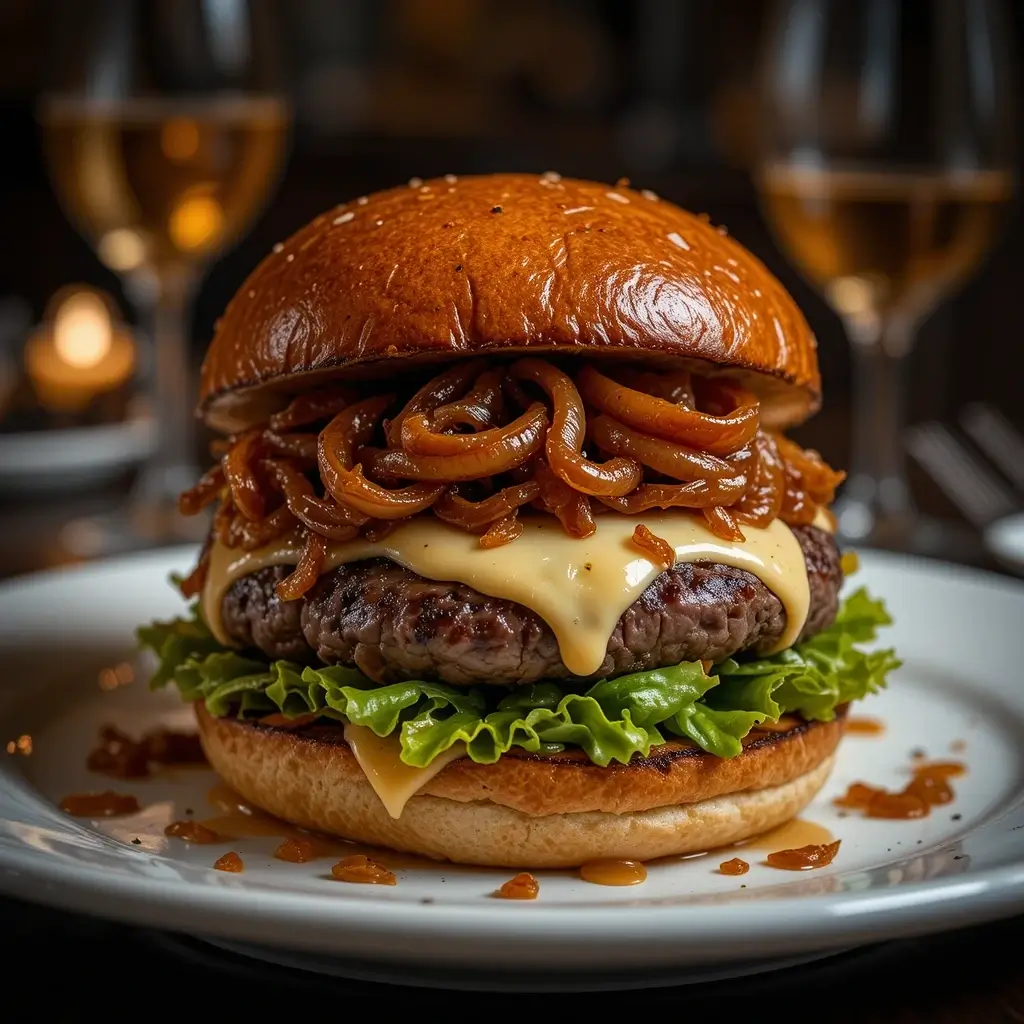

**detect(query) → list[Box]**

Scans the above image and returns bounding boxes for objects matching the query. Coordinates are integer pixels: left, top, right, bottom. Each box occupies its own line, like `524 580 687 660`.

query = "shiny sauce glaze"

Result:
274 837 320 863
579 859 648 886
738 817 835 851
331 854 397 885
766 840 842 870
845 716 885 735
718 857 749 876
835 761 966 819
214 851 244 872
60 791 140 817
496 872 540 900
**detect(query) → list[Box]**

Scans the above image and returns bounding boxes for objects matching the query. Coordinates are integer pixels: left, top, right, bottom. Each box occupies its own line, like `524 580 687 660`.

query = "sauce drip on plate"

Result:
496 873 540 899
845 716 885 735
718 857 750 876
766 840 842 870
836 761 966 819
60 791 140 817
579 859 647 886
214 851 244 872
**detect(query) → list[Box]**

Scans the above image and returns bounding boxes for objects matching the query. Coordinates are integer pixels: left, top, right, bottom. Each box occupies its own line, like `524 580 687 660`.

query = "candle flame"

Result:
53 291 112 369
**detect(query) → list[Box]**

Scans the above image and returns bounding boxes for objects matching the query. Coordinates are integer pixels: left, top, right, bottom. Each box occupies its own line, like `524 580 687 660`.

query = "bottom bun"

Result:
195 705 842 868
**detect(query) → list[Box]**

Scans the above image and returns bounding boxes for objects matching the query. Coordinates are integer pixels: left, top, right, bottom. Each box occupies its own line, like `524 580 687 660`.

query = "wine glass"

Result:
755 0 1016 550
37 0 291 553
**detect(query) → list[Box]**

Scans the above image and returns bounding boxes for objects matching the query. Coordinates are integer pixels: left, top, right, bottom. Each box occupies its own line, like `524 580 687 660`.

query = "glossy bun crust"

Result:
196 705 844 868
199 173 820 433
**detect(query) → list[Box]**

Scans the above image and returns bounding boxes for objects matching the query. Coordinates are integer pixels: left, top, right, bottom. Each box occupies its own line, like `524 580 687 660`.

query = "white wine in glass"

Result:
756 0 1016 550
38 1 290 554
40 96 289 273
759 165 1013 327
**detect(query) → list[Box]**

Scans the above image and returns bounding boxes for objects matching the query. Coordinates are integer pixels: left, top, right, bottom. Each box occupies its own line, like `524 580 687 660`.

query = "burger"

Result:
139 172 899 868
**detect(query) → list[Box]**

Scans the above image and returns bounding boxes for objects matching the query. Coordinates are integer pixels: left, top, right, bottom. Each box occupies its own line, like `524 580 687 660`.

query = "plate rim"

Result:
2 545 1024 966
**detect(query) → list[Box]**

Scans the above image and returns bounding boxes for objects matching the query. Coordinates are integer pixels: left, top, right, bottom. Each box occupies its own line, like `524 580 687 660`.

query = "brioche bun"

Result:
195 704 843 868
199 173 819 433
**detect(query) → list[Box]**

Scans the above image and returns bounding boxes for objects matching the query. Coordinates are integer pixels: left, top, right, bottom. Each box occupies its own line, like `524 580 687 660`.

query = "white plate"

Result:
1 547 1024 989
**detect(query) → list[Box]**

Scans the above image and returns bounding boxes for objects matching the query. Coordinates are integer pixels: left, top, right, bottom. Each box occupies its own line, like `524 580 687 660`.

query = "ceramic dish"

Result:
1 547 1022 990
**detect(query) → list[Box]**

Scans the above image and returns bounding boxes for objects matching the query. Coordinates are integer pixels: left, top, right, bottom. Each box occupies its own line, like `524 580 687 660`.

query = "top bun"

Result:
199 173 820 432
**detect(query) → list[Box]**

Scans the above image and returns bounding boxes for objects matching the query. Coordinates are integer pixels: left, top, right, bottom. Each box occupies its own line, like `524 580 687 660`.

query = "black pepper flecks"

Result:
491 205 503 214
455 265 463 272
131 838 141 845
952 813 962 821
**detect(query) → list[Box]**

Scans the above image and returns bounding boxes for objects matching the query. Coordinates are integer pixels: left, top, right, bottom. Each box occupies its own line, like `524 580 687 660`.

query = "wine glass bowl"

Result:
37 0 290 552
39 95 289 277
755 0 1016 549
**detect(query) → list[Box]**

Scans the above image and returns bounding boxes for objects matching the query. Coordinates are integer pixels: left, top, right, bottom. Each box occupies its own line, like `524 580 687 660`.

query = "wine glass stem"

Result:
839 316 915 543
130 268 200 506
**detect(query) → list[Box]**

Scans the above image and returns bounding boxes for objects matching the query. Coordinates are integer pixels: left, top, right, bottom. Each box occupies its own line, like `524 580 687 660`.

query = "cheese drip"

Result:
343 724 465 818
202 511 813 676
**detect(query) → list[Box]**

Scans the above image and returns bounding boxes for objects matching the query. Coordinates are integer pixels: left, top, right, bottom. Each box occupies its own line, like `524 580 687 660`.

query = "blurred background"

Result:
1 0 1023 577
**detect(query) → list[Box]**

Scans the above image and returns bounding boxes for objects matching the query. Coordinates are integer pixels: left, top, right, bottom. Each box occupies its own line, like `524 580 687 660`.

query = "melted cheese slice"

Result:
343 724 465 818
202 510 813 676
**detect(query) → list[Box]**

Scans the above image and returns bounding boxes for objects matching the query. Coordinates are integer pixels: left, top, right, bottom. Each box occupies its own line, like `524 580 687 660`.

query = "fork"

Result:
904 419 1018 528
959 402 1024 494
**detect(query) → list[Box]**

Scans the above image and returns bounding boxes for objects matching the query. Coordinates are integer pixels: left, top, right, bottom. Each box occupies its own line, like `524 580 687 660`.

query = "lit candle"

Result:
24 288 136 413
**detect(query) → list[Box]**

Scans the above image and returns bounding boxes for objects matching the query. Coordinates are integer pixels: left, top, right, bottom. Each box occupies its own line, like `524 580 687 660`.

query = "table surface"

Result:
1 483 1022 1019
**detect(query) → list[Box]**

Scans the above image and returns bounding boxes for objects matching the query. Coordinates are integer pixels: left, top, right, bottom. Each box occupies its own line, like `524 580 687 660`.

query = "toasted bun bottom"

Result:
196 706 842 868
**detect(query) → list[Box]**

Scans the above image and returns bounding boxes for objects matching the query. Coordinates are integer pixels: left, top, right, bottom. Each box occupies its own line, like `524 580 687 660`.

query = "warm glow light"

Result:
24 286 136 412
53 290 112 369
169 191 224 251
161 117 200 161
826 276 876 317
98 228 146 272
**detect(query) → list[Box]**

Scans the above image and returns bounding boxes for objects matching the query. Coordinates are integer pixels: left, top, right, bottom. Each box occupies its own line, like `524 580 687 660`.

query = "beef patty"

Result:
220 524 842 687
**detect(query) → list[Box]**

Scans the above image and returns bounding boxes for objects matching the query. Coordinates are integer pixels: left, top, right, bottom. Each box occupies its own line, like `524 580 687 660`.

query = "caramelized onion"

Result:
275 531 327 600
532 459 597 538
263 430 318 462
433 369 506 430
188 355 843 597
385 360 485 446
479 513 523 549
735 431 786 526
238 505 295 550
178 547 209 598
511 359 641 496
368 403 548 482
591 415 736 481
703 505 745 541
265 459 365 539
599 475 746 513
268 385 359 431
223 429 266 520
179 464 225 516
631 524 676 569
616 368 695 407
319 397 443 519
577 364 759 455
434 481 541 531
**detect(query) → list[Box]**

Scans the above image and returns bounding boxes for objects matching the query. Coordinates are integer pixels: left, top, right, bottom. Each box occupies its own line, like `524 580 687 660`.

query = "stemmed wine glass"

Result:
755 0 1016 550
38 0 291 553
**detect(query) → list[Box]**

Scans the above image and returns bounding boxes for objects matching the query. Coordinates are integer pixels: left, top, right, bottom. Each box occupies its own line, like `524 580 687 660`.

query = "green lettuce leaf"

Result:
137 587 899 767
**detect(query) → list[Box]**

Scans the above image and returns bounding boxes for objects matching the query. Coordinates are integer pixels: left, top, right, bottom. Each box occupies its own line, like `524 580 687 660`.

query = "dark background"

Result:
2 0 1023 480
3 2 1024 1015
